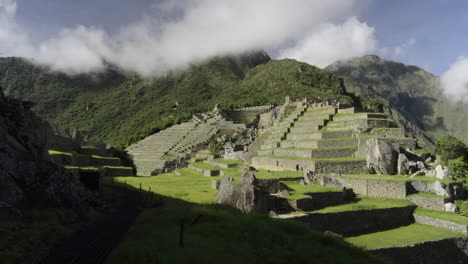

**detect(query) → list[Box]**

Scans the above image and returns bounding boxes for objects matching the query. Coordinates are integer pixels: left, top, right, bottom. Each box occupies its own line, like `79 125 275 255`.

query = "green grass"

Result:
48 150 72 156
193 162 217 170
213 159 239 165
273 146 356 151
116 168 218 203
92 155 120 160
415 208 468 225
407 193 448 198
346 223 464 250
284 182 342 200
308 197 413 214
0 208 81 264
455 200 468 215
108 170 387 264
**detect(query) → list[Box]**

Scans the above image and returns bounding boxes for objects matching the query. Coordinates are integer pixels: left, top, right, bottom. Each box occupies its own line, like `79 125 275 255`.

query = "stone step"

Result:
289 126 321 133
251 156 367 173
332 113 387 122
293 119 326 126
286 131 353 141
303 108 336 116
406 196 450 211
280 138 355 149
297 114 332 121
272 147 357 159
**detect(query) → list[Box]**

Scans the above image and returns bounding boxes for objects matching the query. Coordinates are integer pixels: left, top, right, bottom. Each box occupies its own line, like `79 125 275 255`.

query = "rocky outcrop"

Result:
366 139 399 175
0 87 90 209
217 171 290 213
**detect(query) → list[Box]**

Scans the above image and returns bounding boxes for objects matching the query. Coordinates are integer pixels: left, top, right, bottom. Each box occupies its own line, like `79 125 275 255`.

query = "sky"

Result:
1 0 468 101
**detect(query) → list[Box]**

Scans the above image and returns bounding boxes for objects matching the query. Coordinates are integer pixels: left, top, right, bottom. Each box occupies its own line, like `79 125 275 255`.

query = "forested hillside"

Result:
327 55 468 145
0 52 352 148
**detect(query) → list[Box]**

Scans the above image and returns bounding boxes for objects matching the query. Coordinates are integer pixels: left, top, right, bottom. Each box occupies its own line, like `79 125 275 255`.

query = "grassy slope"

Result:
1 53 353 148
327 55 468 145
108 170 386 264
346 223 464 250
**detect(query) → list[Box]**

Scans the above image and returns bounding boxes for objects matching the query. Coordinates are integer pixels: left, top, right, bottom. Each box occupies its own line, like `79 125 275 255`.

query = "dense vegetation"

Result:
327 55 468 145
0 53 352 148
435 135 468 189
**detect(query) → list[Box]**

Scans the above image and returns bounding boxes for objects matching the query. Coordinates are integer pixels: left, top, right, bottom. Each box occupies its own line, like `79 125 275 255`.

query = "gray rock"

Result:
299 179 305 185
366 139 399 175
417 161 426 170
410 171 425 177
444 202 458 212
397 153 410 175
211 179 220 190
435 165 453 180
422 169 436 177
0 89 90 208
432 181 450 196
217 172 290 213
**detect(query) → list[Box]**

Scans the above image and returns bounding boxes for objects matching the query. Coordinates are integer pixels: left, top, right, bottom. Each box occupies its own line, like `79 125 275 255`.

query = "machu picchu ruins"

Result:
2 3 468 262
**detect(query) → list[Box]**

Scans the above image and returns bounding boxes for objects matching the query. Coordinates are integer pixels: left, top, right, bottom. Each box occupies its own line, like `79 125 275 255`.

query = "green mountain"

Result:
0 52 352 148
327 55 468 145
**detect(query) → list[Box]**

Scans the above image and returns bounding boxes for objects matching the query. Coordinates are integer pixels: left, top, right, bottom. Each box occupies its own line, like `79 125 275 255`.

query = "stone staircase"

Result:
252 104 415 174
127 120 224 176
126 122 198 176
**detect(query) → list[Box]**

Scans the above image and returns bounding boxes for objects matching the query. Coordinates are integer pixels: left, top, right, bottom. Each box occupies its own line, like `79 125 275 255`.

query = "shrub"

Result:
435 135 467 163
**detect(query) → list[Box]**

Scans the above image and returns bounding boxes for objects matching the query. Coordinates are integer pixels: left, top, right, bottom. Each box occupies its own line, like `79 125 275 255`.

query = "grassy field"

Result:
308 197 413 214
108 170 387 264
415 208 468 225
346 224 464 250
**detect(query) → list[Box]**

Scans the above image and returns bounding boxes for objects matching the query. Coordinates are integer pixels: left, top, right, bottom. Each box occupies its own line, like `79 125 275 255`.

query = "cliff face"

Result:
0 87 89 209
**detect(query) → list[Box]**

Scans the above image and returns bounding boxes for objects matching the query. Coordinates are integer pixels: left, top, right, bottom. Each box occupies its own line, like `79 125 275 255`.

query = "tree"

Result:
435 135 467 162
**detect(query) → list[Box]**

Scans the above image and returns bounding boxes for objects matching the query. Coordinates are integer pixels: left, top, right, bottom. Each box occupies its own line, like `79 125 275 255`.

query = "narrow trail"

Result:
39 186 142 264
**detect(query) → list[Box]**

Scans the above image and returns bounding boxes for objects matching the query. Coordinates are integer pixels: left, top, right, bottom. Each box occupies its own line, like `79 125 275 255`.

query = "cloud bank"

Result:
278 17 376 68
0 0 377 76
441 57 468 103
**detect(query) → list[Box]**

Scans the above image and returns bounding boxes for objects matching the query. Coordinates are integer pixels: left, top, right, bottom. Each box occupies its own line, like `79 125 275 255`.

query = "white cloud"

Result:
380 38 416 59
278 17 376 68
441 57 468 103
0 0 375 76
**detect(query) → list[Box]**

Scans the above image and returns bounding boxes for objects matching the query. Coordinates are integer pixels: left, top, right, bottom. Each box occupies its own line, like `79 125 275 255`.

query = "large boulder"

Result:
217 172 291 213
397 153 410 175
435 165 453 180
444 202 458 212
0 87 90 209
366 139 399 175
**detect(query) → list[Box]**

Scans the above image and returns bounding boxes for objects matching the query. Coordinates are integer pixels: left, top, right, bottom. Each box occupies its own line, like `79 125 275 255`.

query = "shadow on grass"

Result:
105 180 390 264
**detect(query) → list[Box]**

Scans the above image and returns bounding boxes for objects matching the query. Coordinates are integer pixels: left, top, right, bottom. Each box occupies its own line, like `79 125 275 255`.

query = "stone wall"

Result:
251 156 314 172
314 160 368 174
414 214 468 234
223 105 274 124
293 206 416 235
369 128 406 138
407 196 449 211
318 175 409 199
371 237 468 264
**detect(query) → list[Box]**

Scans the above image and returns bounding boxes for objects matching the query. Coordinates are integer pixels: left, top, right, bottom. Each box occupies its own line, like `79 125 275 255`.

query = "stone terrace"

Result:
127 120 224 176
252 103 415 174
